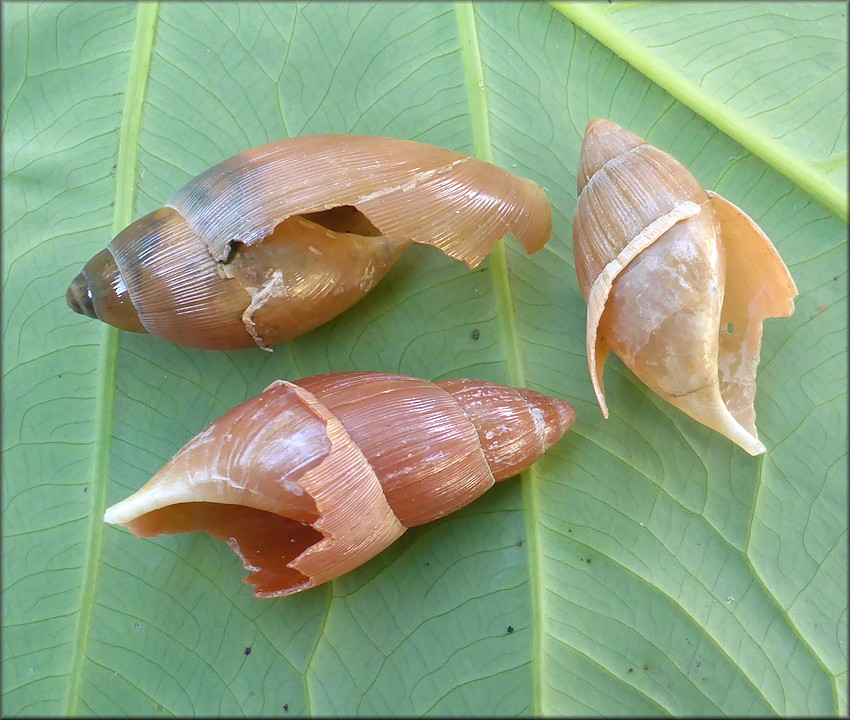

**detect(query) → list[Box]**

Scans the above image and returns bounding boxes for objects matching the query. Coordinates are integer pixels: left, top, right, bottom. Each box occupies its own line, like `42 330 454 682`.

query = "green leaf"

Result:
3 1 846 715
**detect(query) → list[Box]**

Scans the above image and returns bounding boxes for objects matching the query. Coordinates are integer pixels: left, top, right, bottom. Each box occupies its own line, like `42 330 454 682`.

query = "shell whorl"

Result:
167 134 552 268
103 372 574 597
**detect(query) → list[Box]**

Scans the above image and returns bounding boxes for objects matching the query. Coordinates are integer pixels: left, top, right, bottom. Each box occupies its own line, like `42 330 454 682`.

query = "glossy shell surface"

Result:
104 371 575 597
573 119 797 455
67 135 552 350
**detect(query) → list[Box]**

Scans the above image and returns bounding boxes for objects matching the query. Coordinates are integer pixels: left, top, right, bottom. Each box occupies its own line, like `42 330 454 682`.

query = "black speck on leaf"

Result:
586 558 591 564
506 625 514 634
628 667 634 674
283 704 289 712
471 328 480 341
244 647 252 656
516 539 523 547
643 663 649 671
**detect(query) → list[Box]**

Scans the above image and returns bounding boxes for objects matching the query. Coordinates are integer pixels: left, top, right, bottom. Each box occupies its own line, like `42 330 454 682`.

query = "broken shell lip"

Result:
167 134 552 269
232 217 413 351
706 190 799 302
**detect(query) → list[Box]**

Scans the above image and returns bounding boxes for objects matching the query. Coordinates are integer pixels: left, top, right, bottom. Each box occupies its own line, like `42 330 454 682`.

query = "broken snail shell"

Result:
573 118 797 455
104 371 575 598
67 135 552 350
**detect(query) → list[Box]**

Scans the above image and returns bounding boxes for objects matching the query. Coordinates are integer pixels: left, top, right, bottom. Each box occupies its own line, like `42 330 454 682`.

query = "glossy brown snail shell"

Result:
67 135 552 350
573 118 798 455
104 371 575 598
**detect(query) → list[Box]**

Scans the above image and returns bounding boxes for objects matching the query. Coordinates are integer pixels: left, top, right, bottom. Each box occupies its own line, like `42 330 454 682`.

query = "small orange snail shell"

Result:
67 135 552 350
573 119 798 455
103 371 575 598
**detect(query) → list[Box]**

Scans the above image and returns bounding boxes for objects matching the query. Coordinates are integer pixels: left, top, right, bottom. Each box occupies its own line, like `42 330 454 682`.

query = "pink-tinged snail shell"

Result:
67 135 552 350
573 118 798 455
104 372 575 598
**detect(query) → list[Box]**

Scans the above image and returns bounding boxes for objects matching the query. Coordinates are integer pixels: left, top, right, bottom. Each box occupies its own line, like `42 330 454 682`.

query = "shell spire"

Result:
573 118 797 455
104 372 574 598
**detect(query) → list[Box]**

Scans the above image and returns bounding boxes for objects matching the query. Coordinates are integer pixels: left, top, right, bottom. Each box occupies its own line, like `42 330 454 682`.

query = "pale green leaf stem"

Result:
455 2 544 714
66 3 159 714
551 1 848 221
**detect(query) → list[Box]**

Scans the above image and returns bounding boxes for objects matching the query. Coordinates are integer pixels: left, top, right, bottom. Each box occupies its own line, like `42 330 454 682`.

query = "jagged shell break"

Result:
66 135 552 349
103 371 575 598
573 118 798 455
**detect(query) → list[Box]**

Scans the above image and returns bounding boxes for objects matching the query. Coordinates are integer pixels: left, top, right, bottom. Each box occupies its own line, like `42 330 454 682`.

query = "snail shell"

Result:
67 135 552 350
104 371 575 598
573 119 797 455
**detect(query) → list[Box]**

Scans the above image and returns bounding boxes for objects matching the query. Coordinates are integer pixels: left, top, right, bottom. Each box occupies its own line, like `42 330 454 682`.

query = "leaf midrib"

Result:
65 3 160 714
550 0 848 222
455 3 544 715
